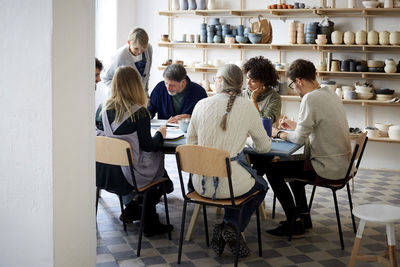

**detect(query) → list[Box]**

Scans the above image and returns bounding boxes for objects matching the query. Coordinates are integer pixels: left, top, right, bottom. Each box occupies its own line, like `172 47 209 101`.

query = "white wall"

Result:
0 0 96 266
116 0 400 170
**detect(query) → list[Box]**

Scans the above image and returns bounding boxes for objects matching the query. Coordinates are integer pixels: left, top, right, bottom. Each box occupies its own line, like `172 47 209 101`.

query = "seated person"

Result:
96 66 173 237
148 64 207 123
262 59 352 237
243 56 281 124
187 64 271 257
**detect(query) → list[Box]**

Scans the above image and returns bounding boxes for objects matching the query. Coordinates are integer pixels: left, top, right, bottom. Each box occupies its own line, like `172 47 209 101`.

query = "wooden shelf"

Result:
367 137 400 143
281 95 400 106
158 42 400 53
317 71 400 80
159 8 400 18
158 65 218 72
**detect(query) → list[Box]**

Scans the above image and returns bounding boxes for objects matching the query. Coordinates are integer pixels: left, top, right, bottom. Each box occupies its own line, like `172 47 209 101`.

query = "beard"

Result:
167 90 176 96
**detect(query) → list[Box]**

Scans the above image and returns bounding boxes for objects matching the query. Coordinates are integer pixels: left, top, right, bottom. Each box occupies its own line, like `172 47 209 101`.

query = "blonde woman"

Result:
96 66 173 237
103 28 153 95
187 64 271 257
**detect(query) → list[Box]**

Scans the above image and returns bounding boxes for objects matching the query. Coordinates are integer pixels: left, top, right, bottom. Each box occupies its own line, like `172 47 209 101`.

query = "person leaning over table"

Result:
258 59 352 238
186 64 271 258
147 63 208 123
96 66 174 237
102 28 153 95
243 56 282 175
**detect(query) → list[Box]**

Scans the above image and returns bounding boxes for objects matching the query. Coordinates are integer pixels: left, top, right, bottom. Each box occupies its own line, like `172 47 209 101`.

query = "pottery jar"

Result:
355 30 367 45
384 59 397 73
188 0 197 10
384 0 394 7
344 31 355 45
331 31 343 44
197 0 206 10
172 0 180 10
367 30 379 45
390 31 400 45
348 0 356 8
207 0 216 10
379 31 390 45
180 0 188 10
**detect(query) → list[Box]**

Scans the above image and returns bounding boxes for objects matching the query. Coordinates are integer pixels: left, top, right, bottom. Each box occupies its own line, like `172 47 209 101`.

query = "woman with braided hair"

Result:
186 64 271 258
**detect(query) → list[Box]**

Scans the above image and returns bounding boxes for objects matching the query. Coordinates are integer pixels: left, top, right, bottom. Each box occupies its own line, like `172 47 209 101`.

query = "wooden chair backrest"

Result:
176 145 231 177
96 136 133 166
353 132 367 162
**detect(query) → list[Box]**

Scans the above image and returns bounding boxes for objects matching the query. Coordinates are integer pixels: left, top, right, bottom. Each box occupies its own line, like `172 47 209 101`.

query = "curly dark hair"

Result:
243 56 279 88
287 59 316 82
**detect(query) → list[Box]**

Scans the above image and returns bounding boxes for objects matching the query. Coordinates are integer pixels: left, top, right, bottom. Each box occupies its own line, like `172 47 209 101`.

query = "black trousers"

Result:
250 154 317 221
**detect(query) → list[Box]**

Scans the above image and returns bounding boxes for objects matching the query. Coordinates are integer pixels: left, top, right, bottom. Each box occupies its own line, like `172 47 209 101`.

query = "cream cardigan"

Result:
187 93 271 199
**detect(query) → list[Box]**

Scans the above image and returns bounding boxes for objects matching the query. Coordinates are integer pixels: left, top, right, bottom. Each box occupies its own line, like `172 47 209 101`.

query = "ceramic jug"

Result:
331 31 343 44
355 30 367 45
379 31 390 45
172 0 180 10
344 31 355 45
384 0 393 7
367 30 379 45
180 0 188 10
207 0 216 10
197 0 206 10
384 59 397 73
390 31 400 45
188 0 197 10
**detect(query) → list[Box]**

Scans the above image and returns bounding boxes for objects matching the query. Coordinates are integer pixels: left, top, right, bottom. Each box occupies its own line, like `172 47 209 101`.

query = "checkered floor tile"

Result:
96 155 400 266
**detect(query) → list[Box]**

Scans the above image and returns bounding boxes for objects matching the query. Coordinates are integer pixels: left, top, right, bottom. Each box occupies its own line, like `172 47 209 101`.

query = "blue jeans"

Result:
223 181 267 231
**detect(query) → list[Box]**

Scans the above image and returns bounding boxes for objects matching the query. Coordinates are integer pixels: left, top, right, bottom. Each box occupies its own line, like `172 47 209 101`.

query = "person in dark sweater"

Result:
96 66 173 237
147 64 207 123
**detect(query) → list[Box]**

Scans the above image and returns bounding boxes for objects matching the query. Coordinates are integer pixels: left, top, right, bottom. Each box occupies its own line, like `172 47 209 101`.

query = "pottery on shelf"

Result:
207 0 216 10
367 30 379 45
172 0 180 10
331 31 343 45
188 0 197 10
390 31 400 45
180 0 188 10
197 0 206 10
355 30 367 45
379 31 390 45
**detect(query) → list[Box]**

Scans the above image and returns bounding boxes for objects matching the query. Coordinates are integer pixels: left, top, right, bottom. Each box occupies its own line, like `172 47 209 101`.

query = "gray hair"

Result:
128 28 149 49
217 64 243 95
163 64 187 82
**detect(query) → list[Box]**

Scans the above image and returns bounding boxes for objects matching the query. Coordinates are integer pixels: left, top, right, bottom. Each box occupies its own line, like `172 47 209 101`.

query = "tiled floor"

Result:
96 155 400 266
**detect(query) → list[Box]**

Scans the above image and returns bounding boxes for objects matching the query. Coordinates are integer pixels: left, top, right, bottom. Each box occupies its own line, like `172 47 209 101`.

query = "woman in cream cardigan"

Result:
186 64 271 257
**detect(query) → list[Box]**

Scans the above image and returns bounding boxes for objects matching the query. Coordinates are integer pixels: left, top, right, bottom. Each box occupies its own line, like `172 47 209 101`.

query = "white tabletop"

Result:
353 204 400 223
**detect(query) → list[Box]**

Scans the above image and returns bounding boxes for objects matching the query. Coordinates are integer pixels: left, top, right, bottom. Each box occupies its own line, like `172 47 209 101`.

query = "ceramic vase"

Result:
197 0 207 9
379 31 390 45
355 30 367 45
344 31 355 45
385 59 397 73
367 30 379 45
180 0 188 10
207 0 216 10
172 0 180 10
331 31 343 44
188 0 197 10
390 31 400 45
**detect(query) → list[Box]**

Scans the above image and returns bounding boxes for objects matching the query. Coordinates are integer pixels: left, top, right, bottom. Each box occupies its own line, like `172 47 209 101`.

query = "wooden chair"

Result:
175 145 263 267
95 136 171 256
287 132 368 249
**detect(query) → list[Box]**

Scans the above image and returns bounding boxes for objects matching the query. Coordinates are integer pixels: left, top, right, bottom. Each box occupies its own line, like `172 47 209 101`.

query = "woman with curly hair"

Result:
243 56 281 124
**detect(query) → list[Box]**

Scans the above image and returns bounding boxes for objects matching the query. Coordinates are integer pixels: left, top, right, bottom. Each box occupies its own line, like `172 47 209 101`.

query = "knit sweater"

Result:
287 86 352 180
246 88 282 124
187 93 271 199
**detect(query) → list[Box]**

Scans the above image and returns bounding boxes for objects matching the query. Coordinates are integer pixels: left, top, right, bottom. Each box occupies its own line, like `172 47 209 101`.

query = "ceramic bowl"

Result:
375 122 393 132
355 85 373 93
374 88 395 95
362 1 379 8
357 92 374 100
388 125 400 140
224 36 236 44
235 35 248 44
248 32 262 44
364 127 380 138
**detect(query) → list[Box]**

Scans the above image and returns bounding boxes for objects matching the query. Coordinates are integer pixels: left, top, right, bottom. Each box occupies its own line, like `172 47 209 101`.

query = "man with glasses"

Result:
263 59 352 237
148 64 207 123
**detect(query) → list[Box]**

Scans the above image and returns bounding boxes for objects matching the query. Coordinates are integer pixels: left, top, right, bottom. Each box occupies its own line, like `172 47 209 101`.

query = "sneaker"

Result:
222 223 251 258
266 219 305 238
211 223 225 256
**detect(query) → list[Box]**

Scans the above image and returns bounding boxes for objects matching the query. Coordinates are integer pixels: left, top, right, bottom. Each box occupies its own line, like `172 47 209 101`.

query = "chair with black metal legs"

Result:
175 145 263 267
287 132 368 249
95 136 171 256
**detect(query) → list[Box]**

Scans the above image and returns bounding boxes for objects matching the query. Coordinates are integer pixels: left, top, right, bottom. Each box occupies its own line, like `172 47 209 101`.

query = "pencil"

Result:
279 114 286 129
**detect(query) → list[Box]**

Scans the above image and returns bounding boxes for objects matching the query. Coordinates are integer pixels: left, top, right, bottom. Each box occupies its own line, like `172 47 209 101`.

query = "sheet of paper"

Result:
151 128 184 140
150 119 179 127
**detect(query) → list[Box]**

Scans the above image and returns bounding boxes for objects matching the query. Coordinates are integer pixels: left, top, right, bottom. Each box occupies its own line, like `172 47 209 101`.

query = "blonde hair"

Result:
217 64 243 130
128 28 149 49
103 66 148 123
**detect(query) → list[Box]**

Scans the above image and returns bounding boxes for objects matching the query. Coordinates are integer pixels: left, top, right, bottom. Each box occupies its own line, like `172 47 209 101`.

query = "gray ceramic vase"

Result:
188 0 197 10
180 0 188 10
197 0 206 10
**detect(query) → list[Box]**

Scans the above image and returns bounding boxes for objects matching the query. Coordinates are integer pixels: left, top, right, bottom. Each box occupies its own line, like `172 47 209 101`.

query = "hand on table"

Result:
167 114 190 124
157 125 167 138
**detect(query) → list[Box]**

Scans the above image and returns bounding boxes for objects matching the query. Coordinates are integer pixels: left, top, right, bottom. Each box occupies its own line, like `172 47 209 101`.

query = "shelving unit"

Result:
159 1 400 143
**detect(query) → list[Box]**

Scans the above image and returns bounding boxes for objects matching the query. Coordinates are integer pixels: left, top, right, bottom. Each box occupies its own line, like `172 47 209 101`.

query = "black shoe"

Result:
211 223 225 256
266 219 305 238
143 214 174 237
279 214 313 230
119 201 142 223
222 223 251 258
164 178 174 194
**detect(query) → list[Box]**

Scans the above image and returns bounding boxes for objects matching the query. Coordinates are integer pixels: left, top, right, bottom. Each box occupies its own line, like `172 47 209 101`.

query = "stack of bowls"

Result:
318 20 334 44
207 24 215 43
355 83 374 99
367 60 385 72
375 88 394 101
288 21 297 44
200 23 207 43
297 23 305 44
375 122 392 137
305 22 318 44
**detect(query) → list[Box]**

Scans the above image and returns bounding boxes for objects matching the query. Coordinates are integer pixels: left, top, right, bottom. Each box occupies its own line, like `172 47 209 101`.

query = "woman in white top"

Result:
187 64 271 257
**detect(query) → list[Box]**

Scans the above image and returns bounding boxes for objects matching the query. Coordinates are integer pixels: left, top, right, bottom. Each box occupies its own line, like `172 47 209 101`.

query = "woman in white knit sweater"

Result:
186 64 271 257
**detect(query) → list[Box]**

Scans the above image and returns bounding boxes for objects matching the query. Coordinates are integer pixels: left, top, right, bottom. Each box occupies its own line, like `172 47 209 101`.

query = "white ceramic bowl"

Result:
365 128 380 138
375 123 392 132
388 125 400 140
355 85 373 93
357 92 374 100
362 1 379 8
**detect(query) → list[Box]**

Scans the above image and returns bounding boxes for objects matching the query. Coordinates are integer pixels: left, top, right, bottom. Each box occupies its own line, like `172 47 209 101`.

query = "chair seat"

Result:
187 190 259 206
138 177 168 192
353 204 400 223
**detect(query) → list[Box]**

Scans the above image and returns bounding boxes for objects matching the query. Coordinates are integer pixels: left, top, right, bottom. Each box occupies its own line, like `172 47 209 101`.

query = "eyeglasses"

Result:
288 80 295 90
213 76 221 82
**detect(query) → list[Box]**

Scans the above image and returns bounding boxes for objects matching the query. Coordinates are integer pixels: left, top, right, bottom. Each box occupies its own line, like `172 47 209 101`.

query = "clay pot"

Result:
355 30 367 45
390 31 400 45
344 31 355 45
331 31 343 45
367 30 379 45
379 31 390 45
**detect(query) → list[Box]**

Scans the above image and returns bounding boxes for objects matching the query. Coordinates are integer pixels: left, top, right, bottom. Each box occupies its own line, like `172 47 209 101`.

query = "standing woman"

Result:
96 66 173 237
243 56 281 124
187 64 271 257
103 28 153 95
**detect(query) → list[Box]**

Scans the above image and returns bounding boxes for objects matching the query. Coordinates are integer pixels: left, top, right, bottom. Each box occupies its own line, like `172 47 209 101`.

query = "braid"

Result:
220 90 238 131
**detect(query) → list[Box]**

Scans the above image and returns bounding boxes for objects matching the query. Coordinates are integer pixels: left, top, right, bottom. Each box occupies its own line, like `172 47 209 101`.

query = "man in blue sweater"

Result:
148 64 207 123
